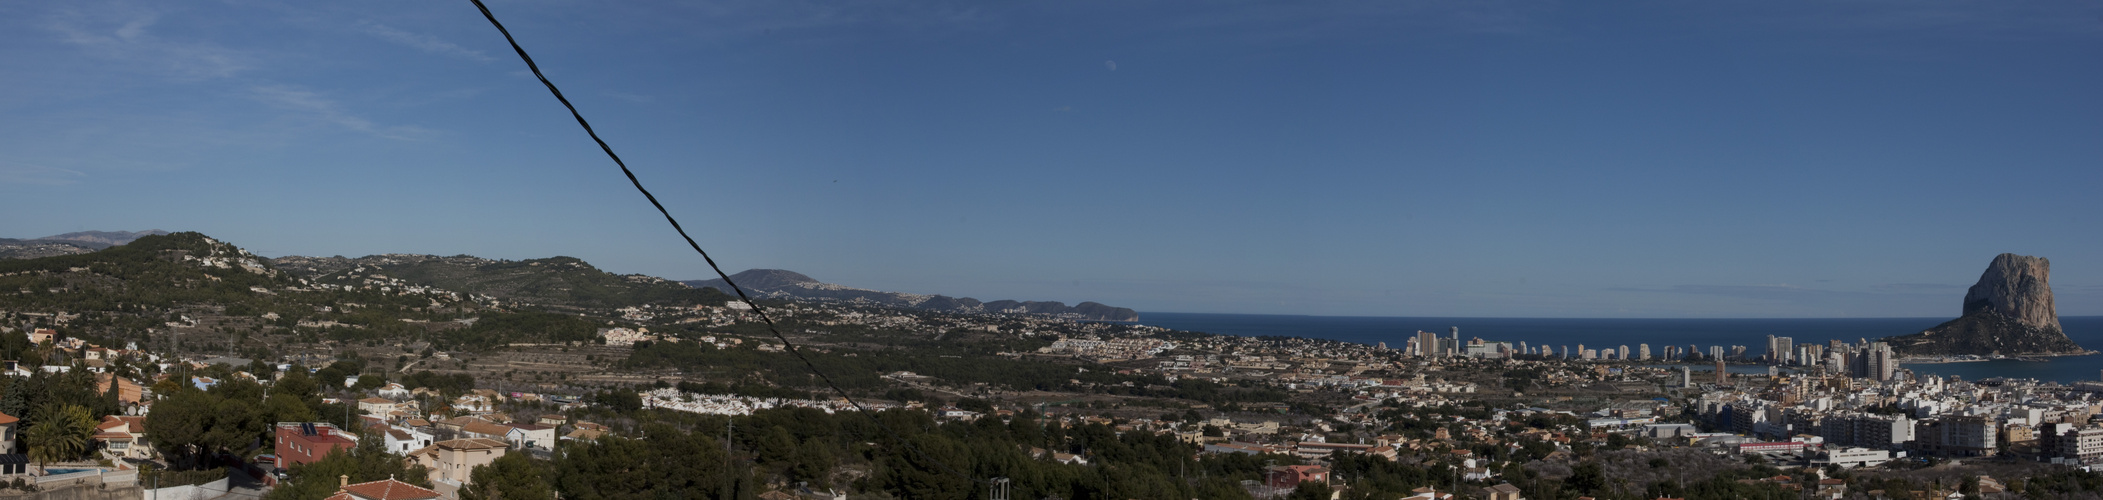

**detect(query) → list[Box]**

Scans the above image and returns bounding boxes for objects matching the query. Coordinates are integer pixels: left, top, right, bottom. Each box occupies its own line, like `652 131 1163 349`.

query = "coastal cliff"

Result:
1885 253 2085 356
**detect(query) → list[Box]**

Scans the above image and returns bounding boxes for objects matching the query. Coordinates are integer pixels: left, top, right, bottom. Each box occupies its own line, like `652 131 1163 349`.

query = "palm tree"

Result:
25 404 95 474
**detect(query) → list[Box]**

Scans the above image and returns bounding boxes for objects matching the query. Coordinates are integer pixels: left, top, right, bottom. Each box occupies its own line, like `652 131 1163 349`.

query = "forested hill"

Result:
272 254 730 309
683 269 1141 321
0 232 299 310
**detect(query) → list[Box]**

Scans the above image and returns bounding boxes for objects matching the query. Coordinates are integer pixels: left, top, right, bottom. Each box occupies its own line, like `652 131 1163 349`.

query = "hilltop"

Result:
683 269 1140 321
271 253 729 310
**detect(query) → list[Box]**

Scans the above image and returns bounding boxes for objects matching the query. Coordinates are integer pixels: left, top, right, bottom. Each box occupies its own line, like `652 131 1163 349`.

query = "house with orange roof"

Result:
96 373 146 406
0 411 16 453
459 420 514 442
322 476 440 500
92 415 151 460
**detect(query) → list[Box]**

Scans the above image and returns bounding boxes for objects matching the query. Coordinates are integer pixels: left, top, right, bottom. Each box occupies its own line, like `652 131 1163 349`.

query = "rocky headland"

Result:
1884 253 2087 356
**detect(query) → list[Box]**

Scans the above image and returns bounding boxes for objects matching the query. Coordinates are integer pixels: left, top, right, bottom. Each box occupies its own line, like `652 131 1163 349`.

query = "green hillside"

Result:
277 254 729 310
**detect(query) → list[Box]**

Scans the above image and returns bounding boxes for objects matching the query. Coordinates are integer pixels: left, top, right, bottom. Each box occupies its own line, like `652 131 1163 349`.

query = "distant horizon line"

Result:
1135 311 2103 321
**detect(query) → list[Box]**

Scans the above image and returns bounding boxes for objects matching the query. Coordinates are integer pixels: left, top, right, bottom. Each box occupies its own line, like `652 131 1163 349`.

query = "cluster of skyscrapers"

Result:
1400 329 1900 382
1763 335 1900 382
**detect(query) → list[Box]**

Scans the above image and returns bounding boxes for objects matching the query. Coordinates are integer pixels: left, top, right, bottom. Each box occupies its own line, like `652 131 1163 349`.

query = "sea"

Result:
1135 313 2103 384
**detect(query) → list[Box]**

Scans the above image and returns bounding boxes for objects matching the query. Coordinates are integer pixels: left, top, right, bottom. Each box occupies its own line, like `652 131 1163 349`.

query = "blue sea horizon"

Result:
1135 312 2103 384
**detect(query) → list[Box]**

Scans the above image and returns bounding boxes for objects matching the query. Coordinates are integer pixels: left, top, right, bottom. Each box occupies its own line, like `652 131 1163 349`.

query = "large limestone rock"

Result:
1961 254 2060 332
1885 254 2086 356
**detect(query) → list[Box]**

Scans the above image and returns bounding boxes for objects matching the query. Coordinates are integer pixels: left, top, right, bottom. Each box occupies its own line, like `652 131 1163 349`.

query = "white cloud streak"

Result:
249 85 431 141
360 22 494 62
46 10 249 81
0 163 87 186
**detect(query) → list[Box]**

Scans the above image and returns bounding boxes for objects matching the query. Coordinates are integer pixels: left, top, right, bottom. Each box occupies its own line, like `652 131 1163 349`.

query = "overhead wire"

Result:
464 0 987 486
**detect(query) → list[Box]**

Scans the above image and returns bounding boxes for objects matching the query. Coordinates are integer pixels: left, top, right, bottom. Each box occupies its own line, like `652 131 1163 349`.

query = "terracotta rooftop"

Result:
340 478 440 500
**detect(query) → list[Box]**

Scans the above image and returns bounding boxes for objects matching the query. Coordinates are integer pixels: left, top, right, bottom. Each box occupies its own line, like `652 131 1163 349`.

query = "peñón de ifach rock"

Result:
1884 253 2086 356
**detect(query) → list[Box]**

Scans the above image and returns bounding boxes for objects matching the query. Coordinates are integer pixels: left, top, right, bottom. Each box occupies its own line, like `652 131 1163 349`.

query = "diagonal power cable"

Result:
465 0 986 485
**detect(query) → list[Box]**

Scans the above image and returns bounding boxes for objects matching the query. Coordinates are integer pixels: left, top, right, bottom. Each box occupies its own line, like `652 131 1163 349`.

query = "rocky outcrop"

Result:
1885 254 2086 356
1960 253 2060 333
683 269 1140 321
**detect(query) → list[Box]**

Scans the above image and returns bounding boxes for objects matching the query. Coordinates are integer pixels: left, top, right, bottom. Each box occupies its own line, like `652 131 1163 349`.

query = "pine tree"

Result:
0 381 26 422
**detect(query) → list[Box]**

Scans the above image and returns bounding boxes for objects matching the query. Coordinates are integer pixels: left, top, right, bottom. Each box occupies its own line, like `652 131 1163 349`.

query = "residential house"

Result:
459 420 514 442
1402 487 1455 500
358 398 400 419
374 424 435 456
377 383 411 401
275 423 358 468
0 412 15 453
408 438 508 487
1265 465 1328 492
505 424 556 451
436 416 487 435
1482 483 1524 500
91 416 150 460
450 394 493 414
323 477 441 500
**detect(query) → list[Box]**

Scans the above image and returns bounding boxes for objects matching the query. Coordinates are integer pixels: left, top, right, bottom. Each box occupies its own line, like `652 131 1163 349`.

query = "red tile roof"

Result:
341 478 440 500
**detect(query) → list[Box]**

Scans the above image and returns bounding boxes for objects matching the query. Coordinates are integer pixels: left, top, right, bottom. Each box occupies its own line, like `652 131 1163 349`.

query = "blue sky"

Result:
4 1 2101 318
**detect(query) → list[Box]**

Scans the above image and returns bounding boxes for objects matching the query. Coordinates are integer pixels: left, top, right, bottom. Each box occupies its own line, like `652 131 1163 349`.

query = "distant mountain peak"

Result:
723 269 820 288
682 269 1138 321
38 229 170 247
1 229 173 259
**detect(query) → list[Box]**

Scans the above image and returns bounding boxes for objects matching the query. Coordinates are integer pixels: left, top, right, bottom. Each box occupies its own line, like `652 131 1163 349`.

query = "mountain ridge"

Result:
271 253 728 309
681 269 1140 321
0 229 170 259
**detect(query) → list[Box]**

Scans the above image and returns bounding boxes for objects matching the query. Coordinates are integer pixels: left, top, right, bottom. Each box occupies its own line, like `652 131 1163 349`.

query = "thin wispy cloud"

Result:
46 10 248 81
249 85 431 141
360 22 493 62
1744 0 2103 36
1611 284 1867 304
0 163 87 186
1875 283 1964 291
602 91 655 104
